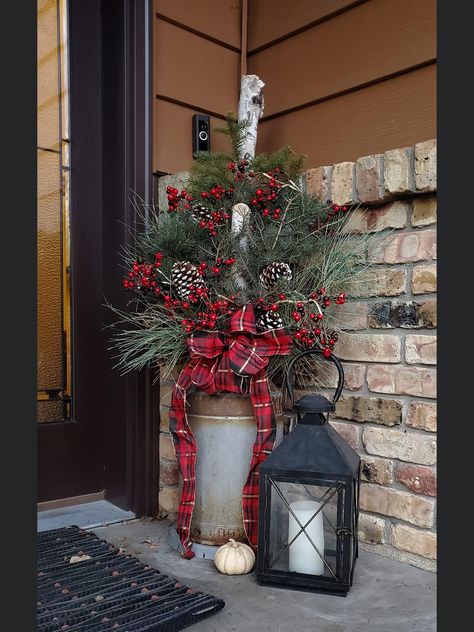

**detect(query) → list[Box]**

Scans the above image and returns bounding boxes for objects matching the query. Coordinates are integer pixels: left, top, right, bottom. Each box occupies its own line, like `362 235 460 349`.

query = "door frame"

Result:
39 0 159 516
100 0 160 517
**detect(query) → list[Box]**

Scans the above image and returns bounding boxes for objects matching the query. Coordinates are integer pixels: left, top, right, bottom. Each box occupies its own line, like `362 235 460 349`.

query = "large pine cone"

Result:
257 310 283 332
171 261 206 299
259 262 292 289
191 204 213 223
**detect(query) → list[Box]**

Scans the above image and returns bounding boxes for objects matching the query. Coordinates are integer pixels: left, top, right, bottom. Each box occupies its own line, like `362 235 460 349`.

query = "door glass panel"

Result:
37 0 72 422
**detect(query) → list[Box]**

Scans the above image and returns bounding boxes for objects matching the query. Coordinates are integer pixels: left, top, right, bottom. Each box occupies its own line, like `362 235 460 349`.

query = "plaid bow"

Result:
169 304 293 558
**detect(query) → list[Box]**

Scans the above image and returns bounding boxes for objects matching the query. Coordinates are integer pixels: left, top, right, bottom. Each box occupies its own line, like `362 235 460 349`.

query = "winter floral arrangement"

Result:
109 103 372 557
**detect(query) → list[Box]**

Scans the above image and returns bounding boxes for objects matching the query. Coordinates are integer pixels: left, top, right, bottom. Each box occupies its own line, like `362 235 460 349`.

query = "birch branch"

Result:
237 74 265 161
230 74 265 291
231 202 251 289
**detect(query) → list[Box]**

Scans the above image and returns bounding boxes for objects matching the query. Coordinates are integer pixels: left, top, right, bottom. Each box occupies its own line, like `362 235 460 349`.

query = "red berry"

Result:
295 332 302 339
270 304 279 311
315 328 321 336
309 313 316 320
292 312 301 322
278 293 286 300
317 313 323 320
323 348 331 358
296 302 304 309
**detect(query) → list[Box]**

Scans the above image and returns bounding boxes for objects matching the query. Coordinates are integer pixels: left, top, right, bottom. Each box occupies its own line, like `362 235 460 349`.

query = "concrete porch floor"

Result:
92 518 436 632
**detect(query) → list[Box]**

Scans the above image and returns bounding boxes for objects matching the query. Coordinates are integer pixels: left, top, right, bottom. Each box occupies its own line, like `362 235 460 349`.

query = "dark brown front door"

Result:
38 0 159 514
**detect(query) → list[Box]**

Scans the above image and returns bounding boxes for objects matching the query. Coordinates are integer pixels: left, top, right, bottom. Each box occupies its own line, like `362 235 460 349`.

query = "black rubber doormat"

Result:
37 526 224 631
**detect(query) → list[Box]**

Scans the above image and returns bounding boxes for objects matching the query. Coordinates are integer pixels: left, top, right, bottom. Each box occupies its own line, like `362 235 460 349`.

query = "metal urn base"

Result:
167 525 220 561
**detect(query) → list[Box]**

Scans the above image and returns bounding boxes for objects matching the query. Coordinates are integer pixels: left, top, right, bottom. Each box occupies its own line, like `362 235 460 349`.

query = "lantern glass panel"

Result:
267 479 344 580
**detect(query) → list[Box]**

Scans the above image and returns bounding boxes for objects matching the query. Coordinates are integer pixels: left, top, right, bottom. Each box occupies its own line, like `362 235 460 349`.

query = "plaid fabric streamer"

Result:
169 304 292 558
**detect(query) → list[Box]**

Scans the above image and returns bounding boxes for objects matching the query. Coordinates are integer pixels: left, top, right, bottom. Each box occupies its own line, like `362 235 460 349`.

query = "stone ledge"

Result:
305 139 436 206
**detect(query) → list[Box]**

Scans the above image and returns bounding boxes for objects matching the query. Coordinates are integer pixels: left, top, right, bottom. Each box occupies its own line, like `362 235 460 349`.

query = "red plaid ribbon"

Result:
169 304 292 558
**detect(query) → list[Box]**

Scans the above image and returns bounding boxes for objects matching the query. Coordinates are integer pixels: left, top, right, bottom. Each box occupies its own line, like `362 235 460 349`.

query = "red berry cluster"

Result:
210 256 236 275
289 289 347 356
250 169 284 220
324 202 349 222
227 160 255 182
166 186 192 212
123 256 164 293
256 297 281 312
180 296 237 333
201 184 234 203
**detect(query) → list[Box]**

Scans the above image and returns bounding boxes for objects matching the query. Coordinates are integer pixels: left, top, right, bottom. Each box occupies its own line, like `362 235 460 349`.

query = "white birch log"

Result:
237 74 265 161
231 202 250 290
230 74 265 291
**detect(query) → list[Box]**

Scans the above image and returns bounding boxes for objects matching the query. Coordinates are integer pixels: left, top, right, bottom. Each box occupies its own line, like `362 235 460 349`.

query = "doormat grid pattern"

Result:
37 526 224 631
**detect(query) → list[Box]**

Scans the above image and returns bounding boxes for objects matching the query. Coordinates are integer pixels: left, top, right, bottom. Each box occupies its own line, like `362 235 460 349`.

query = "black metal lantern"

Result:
256 349 360 595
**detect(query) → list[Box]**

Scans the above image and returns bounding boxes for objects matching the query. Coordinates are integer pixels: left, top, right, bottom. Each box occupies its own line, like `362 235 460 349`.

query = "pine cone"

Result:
259 262 292 289
191 204 212 223
257 310 283 332
171 261 206 299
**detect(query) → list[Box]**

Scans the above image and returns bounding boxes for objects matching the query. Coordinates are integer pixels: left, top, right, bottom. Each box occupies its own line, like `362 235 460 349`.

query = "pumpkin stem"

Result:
229 538 238 547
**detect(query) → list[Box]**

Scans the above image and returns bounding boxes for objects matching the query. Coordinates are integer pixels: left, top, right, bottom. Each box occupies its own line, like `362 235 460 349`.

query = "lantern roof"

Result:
261 413 360 477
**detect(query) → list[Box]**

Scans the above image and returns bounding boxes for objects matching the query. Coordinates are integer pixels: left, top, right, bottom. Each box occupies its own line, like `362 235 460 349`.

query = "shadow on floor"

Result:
91 518 436 632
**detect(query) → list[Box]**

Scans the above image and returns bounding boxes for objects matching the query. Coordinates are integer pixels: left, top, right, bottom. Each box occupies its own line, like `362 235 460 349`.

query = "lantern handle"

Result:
284 349 345 408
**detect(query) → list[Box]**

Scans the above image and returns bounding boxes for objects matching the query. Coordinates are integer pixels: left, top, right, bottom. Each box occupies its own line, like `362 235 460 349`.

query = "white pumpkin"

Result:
213 538 255 575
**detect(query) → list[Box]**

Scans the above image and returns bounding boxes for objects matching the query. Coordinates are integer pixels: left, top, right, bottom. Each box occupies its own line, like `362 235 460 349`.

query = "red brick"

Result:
343 200 408 234
159 486 179 514
342 363 366 390
350 267 407 298
159 461 179 486
306 165 333 202
330 161 356 206
160 383 174 406
335 395 402 426
355 154 384 203
383 146 415 196
369 230 437 264
160 405 170 432
396 464 437 496
405 335 437 365
412 195 437 227
360 483 435 528
329 420 360 449
414 139 437 192
159 432 176 462
406 401 437 432
358 513 386 544
367 365 436 398
412 264 437 294
336 333 401 363
390 524 437 560
360 456 394 486
363 427 436 465
333 301 369 330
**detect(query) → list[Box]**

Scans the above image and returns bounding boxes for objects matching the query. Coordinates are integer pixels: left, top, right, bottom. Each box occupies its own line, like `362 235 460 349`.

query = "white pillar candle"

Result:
288 500 325 575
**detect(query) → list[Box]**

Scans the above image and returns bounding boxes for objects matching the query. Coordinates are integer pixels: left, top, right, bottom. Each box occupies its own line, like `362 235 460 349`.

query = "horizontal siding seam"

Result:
155 94 228 121
247 0 370 56
260 59 437 123
155 12 241 54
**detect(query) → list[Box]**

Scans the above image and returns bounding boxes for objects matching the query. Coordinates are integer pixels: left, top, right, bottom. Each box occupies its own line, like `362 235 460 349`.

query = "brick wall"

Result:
157 139 437 571
307 139 437 571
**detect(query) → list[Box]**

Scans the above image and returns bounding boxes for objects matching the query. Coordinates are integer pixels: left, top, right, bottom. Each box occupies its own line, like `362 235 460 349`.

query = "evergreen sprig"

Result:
108 116 379 381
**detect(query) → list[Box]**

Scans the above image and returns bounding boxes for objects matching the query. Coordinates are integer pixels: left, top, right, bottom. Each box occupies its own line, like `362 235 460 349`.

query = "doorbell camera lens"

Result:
192 114 211 156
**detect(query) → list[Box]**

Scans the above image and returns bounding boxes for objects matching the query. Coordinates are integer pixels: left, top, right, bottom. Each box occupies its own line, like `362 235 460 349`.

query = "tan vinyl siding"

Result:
248 0 436 168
